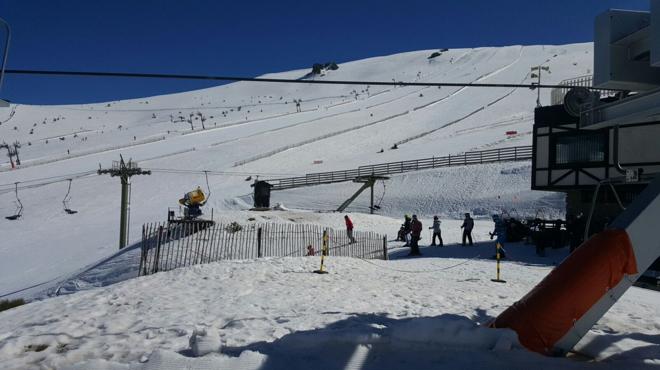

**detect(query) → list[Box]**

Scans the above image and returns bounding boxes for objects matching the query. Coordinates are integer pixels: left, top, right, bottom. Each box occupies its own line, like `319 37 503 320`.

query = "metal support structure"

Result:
98 156 151 249
120 175 130 248
370 182 374 214
336 175 389 213
11 141 20 165
553 174 660 353
531 65 551 107
580 88 660 129
0 142 12 168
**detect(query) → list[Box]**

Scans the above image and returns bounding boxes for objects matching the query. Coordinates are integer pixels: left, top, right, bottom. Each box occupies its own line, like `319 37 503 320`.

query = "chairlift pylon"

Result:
62 179 78 214
5 182 23 220
200 170 211 206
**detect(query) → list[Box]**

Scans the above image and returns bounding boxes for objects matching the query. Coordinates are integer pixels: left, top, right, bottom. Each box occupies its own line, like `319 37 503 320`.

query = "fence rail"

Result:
266 145 532 191
549 75 618 106
139 222 387 276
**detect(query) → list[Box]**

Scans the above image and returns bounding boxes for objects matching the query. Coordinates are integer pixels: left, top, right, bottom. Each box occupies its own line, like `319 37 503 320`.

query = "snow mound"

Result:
62 350 266 370
272 202 288 211
188 327 222 357
389 314 520 351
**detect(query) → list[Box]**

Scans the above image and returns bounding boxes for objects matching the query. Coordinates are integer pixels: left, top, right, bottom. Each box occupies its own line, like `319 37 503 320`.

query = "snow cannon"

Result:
178 187 207 219
179 187 206 207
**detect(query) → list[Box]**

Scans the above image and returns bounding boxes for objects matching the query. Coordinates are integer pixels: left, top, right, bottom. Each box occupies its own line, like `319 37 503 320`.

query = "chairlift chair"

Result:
62 179 78 214
5 182 23 220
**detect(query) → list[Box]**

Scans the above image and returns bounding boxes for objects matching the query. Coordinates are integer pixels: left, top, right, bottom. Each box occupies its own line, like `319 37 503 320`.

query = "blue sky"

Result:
0 0 650 105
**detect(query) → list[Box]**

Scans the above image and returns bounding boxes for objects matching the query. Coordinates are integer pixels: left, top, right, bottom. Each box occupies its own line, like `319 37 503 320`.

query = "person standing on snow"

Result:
401 214 412 244
429 215 443 247
344 215 356 244
409 215 423 256
489 214 507 258
566 213 585 253
460 213 474 246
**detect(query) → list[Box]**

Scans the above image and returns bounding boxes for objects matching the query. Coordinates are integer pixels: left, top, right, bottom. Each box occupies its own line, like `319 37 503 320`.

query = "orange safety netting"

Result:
491 229 638 355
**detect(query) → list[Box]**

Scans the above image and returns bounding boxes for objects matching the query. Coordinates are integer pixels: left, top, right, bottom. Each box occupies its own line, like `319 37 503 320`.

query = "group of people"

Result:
346 212 512 259
396 213 478 256
396 213 511 259
342 211 592 261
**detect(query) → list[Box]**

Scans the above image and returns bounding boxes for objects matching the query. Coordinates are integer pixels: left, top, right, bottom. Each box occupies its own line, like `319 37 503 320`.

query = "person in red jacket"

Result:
409 214 423 256
344 215 356 244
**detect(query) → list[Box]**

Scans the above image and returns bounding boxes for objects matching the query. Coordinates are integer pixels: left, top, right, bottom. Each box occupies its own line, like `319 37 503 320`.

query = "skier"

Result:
429 215 443 246
460 212 474 246
409 215 423 256
306 245 315 256
344 215 356 244
397 214 412 244
295 99 302 113
489 214 508 258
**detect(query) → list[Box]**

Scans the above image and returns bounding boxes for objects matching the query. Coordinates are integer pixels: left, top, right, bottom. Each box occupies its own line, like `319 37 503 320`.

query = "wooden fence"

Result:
138 222 387 276
266 145 533 191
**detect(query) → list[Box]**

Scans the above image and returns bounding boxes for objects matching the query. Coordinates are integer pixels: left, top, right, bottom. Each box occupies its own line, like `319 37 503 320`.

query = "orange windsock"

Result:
491 229 637 355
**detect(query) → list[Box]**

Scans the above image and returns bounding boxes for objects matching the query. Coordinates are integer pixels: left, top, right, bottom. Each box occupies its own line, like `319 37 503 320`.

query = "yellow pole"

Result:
314 230 330 274
491 242 506 283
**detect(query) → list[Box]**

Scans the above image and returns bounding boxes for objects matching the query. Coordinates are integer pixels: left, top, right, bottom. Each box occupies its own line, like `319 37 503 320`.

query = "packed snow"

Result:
0 232 658 369
0 42 658 369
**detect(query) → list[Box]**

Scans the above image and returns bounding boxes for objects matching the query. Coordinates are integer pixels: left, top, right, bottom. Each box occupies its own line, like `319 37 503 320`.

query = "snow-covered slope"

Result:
0 42 659 370
1 244 658 370
0 43 593 298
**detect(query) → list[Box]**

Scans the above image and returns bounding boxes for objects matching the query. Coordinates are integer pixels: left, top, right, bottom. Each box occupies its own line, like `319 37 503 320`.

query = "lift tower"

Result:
98 156 151 249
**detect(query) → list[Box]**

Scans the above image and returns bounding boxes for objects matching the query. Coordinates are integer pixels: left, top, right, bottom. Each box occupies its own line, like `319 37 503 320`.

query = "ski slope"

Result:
0 42 658 369
0 238 658 369
0 43 592 298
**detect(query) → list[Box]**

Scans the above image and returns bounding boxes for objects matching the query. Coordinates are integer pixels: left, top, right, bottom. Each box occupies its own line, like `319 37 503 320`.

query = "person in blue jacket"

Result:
489 214 508 259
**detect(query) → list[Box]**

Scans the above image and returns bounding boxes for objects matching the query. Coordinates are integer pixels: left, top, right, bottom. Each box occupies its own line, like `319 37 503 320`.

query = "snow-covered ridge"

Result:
0 43 590 300
0 42 658 370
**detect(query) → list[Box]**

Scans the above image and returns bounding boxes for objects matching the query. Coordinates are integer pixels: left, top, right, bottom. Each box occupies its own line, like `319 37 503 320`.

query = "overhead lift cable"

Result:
0 170 96 189
4 69 625 92
145 167 305 177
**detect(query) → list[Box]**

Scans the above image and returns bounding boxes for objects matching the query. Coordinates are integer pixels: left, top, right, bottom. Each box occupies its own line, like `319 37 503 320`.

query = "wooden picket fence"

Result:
138 221 387 276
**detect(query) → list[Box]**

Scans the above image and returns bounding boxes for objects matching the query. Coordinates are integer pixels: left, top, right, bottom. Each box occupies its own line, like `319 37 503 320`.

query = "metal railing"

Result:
266 145 533 191
550 75 618 106
551 75 594 105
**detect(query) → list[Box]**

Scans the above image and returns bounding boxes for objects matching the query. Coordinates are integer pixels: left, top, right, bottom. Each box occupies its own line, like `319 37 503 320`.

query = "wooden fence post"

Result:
139 224 146 277
257 227 263 257
153 225 163 274
382 236 388 260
